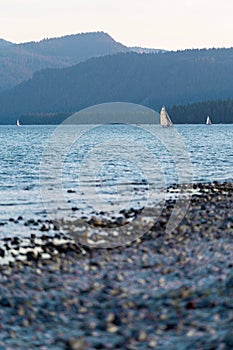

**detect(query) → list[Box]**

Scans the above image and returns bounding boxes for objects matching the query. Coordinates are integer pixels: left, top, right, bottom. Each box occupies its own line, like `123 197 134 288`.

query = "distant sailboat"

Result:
160 106 173 127
206 116 212 125
16 119 21 127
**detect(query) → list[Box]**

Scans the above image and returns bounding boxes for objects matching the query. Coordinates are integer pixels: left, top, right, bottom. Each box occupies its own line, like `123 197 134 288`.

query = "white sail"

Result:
160 106 173 127
16 119 21 127
206 116 212 125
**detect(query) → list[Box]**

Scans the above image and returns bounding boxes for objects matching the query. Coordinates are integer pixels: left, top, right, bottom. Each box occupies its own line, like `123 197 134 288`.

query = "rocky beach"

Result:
0 181 232 349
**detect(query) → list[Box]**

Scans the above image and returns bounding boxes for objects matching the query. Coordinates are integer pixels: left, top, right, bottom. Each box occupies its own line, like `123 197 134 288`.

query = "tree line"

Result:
1 49 233 123
168 99 233 124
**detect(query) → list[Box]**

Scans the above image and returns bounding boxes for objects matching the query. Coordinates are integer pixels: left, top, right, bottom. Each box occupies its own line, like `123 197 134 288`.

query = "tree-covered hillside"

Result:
1 48 233 124
19 32 127 59
0 32 128 91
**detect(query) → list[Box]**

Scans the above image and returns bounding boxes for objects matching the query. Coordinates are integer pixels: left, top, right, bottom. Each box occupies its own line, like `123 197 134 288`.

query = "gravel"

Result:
0 181 232 349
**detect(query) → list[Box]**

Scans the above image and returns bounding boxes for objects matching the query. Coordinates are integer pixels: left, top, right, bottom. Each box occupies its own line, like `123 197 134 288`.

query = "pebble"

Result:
0 181 232 349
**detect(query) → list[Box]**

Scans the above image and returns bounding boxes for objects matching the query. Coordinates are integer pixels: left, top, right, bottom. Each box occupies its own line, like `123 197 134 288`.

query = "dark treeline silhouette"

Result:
168 99 233 124
22 99 233 124
1 48 233 124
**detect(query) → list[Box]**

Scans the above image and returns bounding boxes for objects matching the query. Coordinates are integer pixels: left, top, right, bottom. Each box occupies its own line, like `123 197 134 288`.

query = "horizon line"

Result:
1 31 233 52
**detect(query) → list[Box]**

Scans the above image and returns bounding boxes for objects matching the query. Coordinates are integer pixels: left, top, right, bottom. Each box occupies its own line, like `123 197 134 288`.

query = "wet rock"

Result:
67 189 76 193
26 251 38 262
40 224 49 232
0 248 5 258
0 297 12 307
72 207 79 211
11 237 20 245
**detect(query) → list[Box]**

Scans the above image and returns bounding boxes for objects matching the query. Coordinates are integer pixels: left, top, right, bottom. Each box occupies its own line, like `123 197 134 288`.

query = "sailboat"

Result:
160 106 173 127
16 119 21 127
206 116 212 125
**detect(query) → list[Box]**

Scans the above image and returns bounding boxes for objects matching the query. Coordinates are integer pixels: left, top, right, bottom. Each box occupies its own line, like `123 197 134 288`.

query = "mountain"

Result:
0 32 128 91
1 48 233 124
19 32 128 58
0 38 13 47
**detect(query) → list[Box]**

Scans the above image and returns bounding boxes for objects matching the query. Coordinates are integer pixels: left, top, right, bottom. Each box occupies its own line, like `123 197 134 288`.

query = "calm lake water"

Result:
0 124 232 236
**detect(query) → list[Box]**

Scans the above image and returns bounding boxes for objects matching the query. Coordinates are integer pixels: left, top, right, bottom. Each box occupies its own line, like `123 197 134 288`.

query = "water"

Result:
0 124 232 237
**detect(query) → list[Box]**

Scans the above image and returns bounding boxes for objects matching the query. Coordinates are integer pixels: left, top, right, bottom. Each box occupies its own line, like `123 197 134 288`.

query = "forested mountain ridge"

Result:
0 32 129 91
18 32 128 59
1 48 233 124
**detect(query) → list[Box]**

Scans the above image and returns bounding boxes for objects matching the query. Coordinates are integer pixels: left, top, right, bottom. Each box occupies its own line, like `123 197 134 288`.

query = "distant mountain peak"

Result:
20 31 125 46
0 31 128 92
0 38 13 47
18 31 128 54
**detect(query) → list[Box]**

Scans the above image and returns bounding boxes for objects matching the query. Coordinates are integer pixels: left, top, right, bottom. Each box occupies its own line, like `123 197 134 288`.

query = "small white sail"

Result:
160 106 173 127
206 116 212 125
16 119 21 127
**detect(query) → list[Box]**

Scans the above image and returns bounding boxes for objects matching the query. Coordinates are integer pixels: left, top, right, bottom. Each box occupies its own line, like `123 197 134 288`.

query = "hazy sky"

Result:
1 0 233 50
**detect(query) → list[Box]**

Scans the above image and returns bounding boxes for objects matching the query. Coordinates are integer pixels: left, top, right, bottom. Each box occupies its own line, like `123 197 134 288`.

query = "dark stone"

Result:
72 207 78 211
41 234 49 240
0 248 5 257
67 189 76 193
185 301 196 310
0 297 12 307
24 219 36 226
26 251 38 261
165 322 177 330
11 237 20 245
40 224 49 232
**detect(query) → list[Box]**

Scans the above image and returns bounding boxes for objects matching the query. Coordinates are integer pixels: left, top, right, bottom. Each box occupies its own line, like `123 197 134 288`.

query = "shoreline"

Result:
0 181 232 349
0 180 232 266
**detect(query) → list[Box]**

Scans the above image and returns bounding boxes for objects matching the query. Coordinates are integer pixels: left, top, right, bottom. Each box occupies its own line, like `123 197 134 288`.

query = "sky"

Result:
0 0 233 50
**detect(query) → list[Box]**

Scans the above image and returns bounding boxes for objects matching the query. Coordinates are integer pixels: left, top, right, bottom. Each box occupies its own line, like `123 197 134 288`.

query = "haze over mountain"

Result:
0 32 129 91
0 31 165 92
129 47 166 54
1 46 233 124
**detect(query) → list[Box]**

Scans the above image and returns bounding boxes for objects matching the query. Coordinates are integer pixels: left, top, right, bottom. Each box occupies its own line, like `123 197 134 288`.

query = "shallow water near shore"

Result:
0 124 232 237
